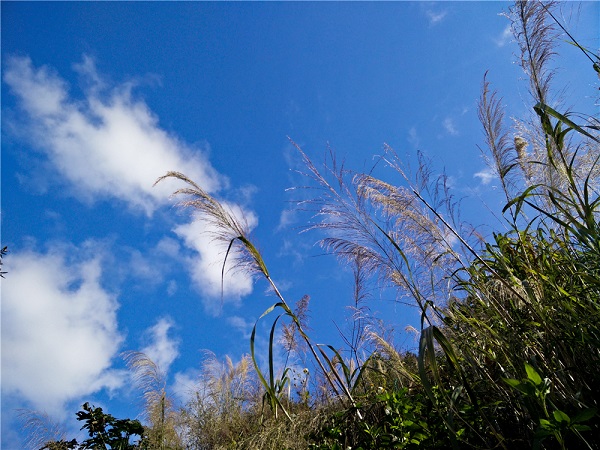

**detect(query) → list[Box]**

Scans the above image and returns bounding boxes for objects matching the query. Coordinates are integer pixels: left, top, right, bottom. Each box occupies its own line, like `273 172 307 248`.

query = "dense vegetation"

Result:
28 1 599 449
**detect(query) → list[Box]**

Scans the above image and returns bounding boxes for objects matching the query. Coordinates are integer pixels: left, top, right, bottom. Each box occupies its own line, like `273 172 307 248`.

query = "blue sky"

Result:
2 1 598 447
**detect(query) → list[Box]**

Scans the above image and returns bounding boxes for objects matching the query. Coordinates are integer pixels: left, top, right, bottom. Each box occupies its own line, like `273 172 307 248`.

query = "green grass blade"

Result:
534 103 600 143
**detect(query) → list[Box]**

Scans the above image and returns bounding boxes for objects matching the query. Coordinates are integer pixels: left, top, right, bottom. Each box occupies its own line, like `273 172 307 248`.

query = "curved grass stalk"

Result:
156 171 362 421
250 307 292 422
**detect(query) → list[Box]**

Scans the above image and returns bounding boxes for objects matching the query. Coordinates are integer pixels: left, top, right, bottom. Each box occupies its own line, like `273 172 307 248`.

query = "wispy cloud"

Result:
407 126 420 148
1 245 124 416
5 54 261 310
277 238 309 268
423 5 447 26
474 167 496 185
122 237 183 291
171 368 202 405
427 10 447 25
174 202 258 314
495 24 513 47
127 248 166 284
166 280 178 296
227 315 254 340
442 117 459 136
277 209 297 231
171 352 252 407
3 55 224 216
141 317 180 374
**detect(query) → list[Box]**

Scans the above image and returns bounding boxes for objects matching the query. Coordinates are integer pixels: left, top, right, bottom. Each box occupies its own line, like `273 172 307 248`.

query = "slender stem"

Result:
266 276 362 417
413 189 533 310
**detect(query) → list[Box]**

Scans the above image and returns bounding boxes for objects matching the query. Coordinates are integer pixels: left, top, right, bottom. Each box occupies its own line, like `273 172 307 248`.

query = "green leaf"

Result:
525 363 542 385
503 184 541 215
503 378 535 396
534 102 600 144
573 407 597 423
538 419 553 430
502 378 520 388
552 410 570 424
249 309 292 422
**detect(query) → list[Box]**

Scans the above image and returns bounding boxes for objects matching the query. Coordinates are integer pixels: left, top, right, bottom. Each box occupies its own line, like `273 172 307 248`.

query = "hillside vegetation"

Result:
30 1 599 449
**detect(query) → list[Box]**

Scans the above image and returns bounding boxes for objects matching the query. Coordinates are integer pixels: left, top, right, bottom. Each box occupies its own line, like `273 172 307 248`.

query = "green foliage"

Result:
250 305 294 421
31 2 600 449
39 441 78 450
76 403 145 450
307 3 600 449
40 403 145 450
504 364 598 449
309 387 451 449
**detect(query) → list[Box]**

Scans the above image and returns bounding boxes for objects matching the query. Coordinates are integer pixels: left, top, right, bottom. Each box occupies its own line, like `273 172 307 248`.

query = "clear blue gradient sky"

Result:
2 1 598 447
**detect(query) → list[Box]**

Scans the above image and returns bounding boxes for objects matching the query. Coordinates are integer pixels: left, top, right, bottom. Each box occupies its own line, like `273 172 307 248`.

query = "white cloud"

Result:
4 55 263 307
3 55 224 215
125 237 183 289
277 209 297 231
226 315 254 339
407 126 420 148
442 117 459 136
1 246 124 415
166 280 178 296
174 203 258 314
234 184 259 205
172 352 259 408
495 24 513 47
141 317 180 374
171 369 202 405
425 8 447 26
128 248 164 283
277 238 307 267
474 167 496 185
156 237 181 259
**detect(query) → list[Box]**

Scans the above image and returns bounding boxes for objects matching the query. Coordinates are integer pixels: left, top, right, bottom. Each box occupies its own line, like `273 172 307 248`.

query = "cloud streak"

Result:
443 117 459 136
495 25 513 47
474 167 496 185
141 317 180 374
3 55 224 216
4 55 261 310
423 4 447 26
